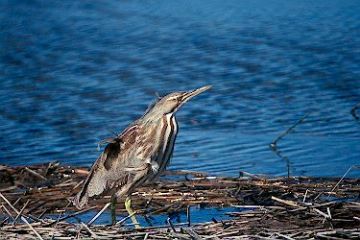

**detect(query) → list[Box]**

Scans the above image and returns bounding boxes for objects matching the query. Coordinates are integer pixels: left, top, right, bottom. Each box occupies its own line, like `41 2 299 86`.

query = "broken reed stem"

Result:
12 197 22 207
81 222 98 238
24 167 47 181
313 208 330 219
13 199 30 224
270 112 310 150
186 205 191 227
270 112 310 179
116 211 137 226
303 189 309 203
271 196 299 207
276 232 296 240
87 202 111 226
0 217 9 227
329 166 355 193
314 165 360 200
0 193 44 240
143 232 149 240
167 217 177 232
1 204 15 221
46 206 97 227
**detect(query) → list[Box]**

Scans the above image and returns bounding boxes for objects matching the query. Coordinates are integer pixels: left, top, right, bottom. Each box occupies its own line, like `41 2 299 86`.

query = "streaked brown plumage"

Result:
73 85 211 209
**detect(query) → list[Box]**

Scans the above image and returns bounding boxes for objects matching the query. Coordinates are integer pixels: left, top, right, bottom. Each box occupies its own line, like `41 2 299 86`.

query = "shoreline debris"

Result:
0 163 359 239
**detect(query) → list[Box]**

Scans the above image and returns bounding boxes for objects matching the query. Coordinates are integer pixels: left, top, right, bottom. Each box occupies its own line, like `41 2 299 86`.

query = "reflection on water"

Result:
0 0 359 177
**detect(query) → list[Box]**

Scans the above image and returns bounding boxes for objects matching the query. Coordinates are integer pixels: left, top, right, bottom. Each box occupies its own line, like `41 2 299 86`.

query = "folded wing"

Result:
73 125 153 209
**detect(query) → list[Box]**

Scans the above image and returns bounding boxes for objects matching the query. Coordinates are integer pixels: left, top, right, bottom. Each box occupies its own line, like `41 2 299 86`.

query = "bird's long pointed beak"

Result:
181 85 212 102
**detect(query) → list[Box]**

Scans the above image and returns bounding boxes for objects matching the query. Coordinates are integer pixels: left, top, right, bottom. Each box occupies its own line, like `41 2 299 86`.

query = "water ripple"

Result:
0 0 359 177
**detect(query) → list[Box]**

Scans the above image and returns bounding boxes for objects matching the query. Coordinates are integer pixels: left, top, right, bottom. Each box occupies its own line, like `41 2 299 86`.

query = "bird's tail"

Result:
73 190 89 209
73 169 95 209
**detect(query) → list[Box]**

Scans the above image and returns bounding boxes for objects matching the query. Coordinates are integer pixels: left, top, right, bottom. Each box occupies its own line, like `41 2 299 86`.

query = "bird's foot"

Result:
125 197 141 229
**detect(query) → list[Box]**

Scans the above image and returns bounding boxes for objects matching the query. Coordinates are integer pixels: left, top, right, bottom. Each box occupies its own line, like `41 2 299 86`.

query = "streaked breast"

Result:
152 113 178 178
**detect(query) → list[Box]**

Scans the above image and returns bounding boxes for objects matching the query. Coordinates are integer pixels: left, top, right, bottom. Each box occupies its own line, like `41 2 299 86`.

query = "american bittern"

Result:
73 85 211 226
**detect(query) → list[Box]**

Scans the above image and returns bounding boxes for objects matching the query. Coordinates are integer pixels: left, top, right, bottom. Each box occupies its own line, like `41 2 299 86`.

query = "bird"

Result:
73 85 211 226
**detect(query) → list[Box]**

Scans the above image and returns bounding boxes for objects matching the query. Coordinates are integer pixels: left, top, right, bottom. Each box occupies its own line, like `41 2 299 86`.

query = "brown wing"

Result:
73 125 154 209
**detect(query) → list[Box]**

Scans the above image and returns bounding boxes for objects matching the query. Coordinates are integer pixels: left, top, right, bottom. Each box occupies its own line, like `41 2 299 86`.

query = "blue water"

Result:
46 206 236 227
0 0 359 178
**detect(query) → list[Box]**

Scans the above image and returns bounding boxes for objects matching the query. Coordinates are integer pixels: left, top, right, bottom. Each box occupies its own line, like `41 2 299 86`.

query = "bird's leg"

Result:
125 196 140 229
110 194 117 225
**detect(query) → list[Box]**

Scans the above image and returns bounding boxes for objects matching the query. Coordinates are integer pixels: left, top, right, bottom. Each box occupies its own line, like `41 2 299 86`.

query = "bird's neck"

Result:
143 112 176 124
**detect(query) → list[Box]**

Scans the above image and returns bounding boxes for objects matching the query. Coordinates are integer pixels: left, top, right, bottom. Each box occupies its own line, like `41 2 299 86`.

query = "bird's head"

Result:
145 85 211 118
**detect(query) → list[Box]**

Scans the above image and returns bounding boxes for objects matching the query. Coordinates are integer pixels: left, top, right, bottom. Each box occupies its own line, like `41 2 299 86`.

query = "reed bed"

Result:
0 162 359 239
